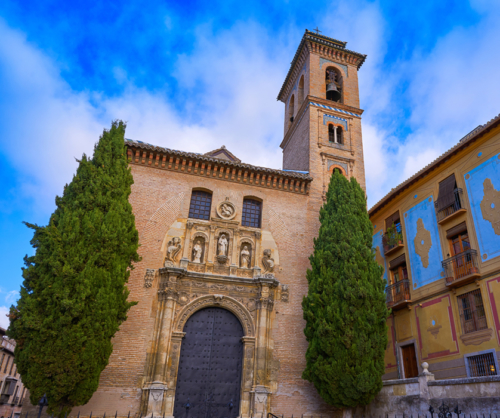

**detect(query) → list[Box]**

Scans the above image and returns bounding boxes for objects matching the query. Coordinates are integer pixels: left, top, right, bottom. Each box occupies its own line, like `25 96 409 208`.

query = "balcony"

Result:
386 279 411 310
382 233 404 256
435 188 467 224
442 249 480 288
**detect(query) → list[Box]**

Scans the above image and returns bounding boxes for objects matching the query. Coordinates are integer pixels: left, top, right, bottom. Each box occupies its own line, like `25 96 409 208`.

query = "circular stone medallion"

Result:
216 200 237 220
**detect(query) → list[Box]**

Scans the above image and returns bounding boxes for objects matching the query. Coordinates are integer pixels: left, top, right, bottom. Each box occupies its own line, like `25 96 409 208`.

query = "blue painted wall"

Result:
404 196 443 289
464 153 500 261
372 230 388 284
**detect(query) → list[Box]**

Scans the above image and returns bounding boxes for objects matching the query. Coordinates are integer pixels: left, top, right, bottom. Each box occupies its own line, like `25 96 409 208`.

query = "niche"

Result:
239 242 253 269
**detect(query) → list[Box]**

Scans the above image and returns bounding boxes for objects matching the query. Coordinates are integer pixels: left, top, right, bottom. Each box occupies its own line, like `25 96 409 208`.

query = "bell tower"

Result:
277 29 367 197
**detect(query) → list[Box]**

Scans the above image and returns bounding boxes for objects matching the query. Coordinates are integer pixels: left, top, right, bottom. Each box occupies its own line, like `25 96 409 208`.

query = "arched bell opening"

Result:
325 67 343 103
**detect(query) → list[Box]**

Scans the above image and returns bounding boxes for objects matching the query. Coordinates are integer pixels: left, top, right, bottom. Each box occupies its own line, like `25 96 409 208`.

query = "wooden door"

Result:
402 344 418 378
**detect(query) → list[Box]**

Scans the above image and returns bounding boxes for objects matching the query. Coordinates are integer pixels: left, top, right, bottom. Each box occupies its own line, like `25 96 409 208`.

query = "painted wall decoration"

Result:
464 153 500 261
404 196 443 289
415 295 459 360
372 230 388 284
487 276 500 345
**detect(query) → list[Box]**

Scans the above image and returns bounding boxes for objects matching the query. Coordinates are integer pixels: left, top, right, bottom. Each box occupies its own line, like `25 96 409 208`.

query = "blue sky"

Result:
1 0 499 328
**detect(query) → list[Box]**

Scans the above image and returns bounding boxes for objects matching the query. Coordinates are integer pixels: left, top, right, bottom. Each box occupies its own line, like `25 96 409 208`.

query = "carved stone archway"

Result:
174 294 255 337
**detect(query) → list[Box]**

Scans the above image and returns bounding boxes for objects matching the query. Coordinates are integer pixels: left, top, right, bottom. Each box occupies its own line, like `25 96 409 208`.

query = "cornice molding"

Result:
126 141 312 195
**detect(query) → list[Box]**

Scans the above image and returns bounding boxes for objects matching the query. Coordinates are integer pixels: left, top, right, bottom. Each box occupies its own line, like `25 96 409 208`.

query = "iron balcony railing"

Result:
385 279 411 306
435 188 464 222
442 249 480 285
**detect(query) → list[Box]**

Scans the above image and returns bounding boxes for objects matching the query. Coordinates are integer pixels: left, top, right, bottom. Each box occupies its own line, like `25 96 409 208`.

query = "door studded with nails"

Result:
173 307 244 418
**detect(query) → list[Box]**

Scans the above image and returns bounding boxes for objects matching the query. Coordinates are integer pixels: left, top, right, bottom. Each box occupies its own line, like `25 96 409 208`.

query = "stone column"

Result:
253 231 262 278
240 336 256 418
144 268 183 417
164 331 186 418
180 221 194 268
231 230 240 275
207 225 217 263
251 277 276 416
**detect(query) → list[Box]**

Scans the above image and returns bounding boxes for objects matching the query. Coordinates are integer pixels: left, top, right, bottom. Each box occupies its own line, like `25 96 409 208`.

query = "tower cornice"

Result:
277 29 367 103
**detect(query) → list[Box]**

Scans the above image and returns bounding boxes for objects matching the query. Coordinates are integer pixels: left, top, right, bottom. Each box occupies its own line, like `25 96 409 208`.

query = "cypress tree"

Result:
8 121 140 416
302 171 388 408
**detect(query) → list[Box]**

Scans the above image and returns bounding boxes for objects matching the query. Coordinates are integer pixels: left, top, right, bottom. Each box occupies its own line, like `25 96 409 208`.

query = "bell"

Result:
326 82 341 102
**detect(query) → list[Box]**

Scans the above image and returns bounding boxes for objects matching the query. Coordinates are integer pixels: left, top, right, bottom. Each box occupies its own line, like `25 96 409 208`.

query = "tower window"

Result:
328 124 344 145
298 75 305 107
188 190 212 220
288 95 295 123
325 67 342 103
242 198 262 228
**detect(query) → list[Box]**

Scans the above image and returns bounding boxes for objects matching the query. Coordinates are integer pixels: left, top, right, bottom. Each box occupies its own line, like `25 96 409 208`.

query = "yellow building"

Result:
369 114 500 381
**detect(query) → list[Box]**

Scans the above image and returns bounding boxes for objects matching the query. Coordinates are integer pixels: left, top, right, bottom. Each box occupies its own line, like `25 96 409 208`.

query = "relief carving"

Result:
414 218 432 268
480 178 500 235
165 237 182 267
216 198 237 220
177 292 190 306
144 269 155 288
261 249 275 273
281 284 289 303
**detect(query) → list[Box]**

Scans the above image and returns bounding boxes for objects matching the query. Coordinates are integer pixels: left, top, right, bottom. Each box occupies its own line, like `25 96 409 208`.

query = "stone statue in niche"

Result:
216 233 229 264
218 234 229 256
262 249 275 273
480 178 500 235
165 237 182 267
192 239 203 263
240 245 251 268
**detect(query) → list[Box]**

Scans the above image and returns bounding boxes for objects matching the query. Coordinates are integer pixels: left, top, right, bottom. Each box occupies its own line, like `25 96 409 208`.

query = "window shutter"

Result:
437 174 457 211
385 211 400 229
446 222 468 239
389 254 406 270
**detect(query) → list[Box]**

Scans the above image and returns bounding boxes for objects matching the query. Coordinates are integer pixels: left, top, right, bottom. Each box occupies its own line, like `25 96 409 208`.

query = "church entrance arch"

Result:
173 307 244 418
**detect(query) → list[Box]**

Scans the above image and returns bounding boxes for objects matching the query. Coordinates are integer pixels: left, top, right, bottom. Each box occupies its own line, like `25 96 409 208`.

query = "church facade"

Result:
68 30 368 418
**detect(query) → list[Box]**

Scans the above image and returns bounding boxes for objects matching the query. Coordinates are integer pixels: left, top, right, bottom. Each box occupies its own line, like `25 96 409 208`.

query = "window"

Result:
385 211 401 233
328 125 344 145
288 95 295 124
436 174 460 218
466 350 498 377
9 361 14 376
457 289 487 334
387 254 410 304
242 198 262 228
325 67 342 102
298 75 304 107
448 224 470 256
3 356 10 373
188 190 212 220
0 353 4 369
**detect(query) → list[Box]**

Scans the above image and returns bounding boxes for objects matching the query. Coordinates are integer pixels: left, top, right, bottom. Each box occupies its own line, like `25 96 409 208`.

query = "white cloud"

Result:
5 291 19 305
0 306 9 330
0 4 499 213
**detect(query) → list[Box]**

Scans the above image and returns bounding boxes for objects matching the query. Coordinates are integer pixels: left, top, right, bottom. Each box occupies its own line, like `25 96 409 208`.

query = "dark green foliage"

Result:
302 171 388 408
8 121 140 416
